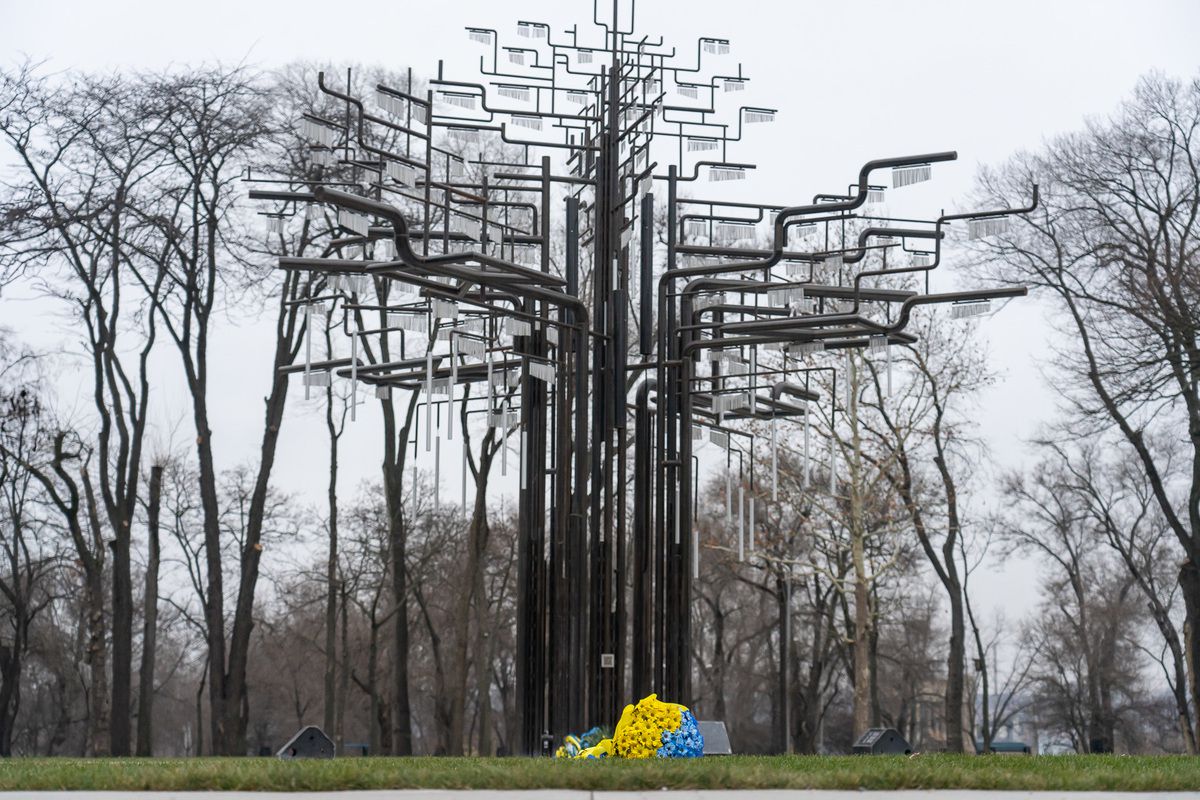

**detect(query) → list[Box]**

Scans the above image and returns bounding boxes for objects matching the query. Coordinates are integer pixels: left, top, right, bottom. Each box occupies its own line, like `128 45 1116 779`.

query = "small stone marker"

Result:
276 725 335 759
851 727 911 755
697 720 731 755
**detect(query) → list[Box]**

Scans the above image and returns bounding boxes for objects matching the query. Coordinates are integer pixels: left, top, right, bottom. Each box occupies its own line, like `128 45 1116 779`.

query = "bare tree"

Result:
2 415 108 754
1032 437 1195 752
811 351 908 740
341 488 395 755
859 309 995 752
0 62 172 755
0 345 62 755
277 63 432 755
445 379 518 754
129 67 287 754
1000 455 1152 751
970 73 1200 735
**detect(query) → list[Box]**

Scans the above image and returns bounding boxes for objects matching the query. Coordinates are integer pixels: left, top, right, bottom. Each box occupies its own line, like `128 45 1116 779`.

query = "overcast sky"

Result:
4 0 1200 620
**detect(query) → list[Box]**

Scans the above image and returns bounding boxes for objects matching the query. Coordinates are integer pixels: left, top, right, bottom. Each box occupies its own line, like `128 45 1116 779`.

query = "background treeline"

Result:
0 62 1196 757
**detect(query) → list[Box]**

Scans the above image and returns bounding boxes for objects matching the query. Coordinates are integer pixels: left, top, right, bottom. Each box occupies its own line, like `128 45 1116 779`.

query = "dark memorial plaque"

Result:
277 726 335 759
852 727 911 755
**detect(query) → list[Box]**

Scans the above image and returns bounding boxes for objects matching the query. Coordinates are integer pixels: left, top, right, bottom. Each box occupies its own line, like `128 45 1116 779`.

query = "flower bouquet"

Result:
554 725 610 758
571 694 704 759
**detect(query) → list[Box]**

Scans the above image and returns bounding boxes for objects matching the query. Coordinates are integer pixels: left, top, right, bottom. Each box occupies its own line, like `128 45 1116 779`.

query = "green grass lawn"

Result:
1 755 1199 792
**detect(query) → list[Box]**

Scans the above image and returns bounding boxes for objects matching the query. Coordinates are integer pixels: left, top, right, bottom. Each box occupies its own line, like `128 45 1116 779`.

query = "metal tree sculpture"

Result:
251 0 1036 754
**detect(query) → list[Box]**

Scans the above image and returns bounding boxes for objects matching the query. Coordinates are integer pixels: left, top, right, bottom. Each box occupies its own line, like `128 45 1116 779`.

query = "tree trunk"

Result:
1181 559 1200 753
844 355 873 738
965 584 990 753
710 597 728 726
944 585 966 752
109 507 133 756
220 325 296 755
194 660 206 756
323 385 340 738
462 452 494 755
386 458 413 755
868 605 881 728
851 538 871 739
796 585 834 754
477 606 499 757
1069 571 1109 754
446 522 474 753
194 382 228 754
337 584 349 754
776 576 792 754
135 464 163 756
47 671 70 755
847 357 872 739
86 580 109 758
933 447 966 754
381 390 419 755
81 470 110 757
367 618 381 755
377 699 393 755
0 618 25 756
471 490 494 756
416 580 452 753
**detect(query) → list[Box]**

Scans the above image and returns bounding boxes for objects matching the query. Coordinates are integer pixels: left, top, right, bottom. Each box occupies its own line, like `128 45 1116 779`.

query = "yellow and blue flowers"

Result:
658 709 703 758
554 726 609 758
560 694 704 759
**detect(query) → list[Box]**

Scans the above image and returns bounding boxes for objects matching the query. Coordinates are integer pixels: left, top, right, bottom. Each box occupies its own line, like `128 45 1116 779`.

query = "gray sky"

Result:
4 0 1200 620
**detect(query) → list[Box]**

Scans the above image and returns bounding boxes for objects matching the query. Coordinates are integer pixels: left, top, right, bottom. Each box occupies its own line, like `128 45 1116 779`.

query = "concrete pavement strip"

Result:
3 792 1199 799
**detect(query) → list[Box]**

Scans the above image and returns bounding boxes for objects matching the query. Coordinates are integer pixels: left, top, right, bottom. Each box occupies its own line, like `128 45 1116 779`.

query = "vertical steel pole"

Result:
565 196 588 728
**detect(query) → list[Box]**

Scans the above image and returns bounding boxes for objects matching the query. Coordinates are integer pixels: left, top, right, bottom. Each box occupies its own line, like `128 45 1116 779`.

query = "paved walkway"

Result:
5 792 1199 799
